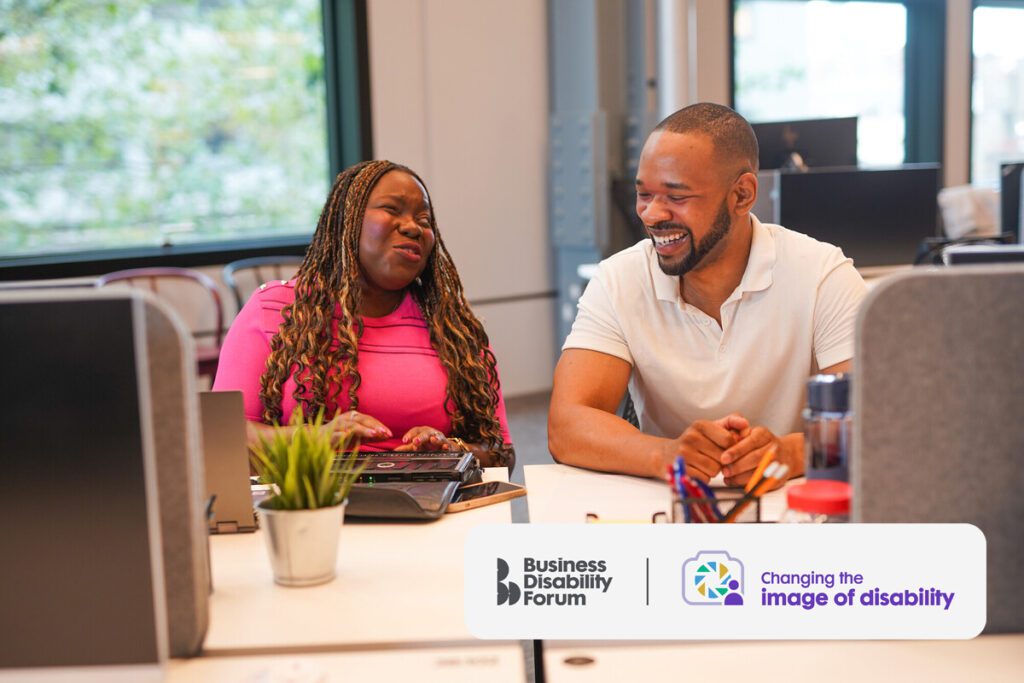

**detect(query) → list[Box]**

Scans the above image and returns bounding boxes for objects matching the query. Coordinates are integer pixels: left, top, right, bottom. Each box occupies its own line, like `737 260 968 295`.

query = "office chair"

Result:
96 267 224 381
620 392 640 428
222 255 304 311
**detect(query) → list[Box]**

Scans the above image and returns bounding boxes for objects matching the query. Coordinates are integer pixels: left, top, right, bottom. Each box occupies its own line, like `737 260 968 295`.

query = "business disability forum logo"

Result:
496 557 613 606
682 551 745 606
496 558 521 605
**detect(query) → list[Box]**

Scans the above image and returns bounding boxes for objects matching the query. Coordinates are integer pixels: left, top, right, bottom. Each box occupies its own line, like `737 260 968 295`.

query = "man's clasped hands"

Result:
666 413 797 487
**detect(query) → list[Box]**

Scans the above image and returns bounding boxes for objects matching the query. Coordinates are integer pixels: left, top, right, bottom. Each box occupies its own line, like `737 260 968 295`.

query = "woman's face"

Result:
358 170 436 293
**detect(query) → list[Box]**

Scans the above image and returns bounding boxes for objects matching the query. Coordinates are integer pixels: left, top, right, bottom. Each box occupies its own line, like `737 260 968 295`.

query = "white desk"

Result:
525 464 1023 681
202 470 514 654
170 644 525 682
524 463 790 523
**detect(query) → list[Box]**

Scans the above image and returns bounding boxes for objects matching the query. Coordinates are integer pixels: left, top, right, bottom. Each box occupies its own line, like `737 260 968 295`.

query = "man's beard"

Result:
653 199 732 277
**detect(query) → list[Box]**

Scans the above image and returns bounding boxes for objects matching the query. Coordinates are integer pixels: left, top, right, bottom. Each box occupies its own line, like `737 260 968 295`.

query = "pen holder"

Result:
670 487 763 524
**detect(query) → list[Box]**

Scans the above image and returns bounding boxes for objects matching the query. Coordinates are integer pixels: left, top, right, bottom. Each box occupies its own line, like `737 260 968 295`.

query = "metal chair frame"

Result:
96 267 224 380
222 256 304 311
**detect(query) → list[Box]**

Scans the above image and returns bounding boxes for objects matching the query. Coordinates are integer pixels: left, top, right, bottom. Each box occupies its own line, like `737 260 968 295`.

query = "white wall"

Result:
367 0 553 397
657 0 731 118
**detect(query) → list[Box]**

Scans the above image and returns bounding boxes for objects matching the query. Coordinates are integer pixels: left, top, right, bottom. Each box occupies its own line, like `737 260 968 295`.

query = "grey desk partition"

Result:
0 288 209 661
853 265 1024 633
138 289 211 655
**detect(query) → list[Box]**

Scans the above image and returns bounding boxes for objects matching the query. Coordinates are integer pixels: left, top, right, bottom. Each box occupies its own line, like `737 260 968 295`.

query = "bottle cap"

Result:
786 480 851 516
806 373 851 412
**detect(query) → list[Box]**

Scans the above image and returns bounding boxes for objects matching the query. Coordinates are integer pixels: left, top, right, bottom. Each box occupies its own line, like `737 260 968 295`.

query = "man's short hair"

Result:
654 102 759 174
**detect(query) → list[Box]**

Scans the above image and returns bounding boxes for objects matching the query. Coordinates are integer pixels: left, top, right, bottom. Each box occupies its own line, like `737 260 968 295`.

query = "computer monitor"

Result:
0 291 167 679
999 161 1024 242
941 244 1024 265
751 116 858 170
775 164 940 267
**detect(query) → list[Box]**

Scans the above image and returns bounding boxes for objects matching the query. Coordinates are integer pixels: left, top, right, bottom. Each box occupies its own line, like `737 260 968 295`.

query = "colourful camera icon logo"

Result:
682 550 745 606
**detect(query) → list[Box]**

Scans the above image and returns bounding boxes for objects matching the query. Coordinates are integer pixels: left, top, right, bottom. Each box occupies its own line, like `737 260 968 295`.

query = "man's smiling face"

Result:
635 131 737 277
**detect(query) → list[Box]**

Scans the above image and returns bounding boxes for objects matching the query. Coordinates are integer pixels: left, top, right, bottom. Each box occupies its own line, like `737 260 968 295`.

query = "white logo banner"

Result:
465 524 986 639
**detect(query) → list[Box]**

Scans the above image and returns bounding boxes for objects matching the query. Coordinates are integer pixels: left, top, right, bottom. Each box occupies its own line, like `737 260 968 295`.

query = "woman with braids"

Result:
213 160 514 469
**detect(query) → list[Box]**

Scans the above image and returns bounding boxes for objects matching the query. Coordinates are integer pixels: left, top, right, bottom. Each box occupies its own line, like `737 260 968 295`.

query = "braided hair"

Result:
258 160 505 447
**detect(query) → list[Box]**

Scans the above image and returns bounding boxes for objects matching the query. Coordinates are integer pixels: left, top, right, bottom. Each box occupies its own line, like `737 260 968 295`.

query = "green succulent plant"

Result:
251 407 367 511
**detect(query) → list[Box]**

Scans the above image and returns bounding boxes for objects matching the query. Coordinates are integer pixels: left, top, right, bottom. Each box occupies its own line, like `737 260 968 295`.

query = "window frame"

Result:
0 0 373 281
969 0 1024 184
729 0 945 167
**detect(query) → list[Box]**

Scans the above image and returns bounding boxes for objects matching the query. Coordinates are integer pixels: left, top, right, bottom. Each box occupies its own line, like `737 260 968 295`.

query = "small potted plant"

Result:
250 408 366 587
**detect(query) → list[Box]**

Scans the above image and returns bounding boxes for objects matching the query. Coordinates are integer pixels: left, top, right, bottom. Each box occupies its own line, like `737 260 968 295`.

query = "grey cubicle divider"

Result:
853 264 1024 633
0 287 210 657
138 289 211 655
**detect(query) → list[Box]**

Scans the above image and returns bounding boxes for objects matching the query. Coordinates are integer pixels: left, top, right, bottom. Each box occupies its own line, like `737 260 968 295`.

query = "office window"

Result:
733 0 908 167
972 3 1024 185
1 1 331 260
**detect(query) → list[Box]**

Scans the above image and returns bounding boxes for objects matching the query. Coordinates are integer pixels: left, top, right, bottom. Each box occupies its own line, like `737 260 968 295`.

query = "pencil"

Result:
724 463 788 522
724 464 786 524
744 448 777 493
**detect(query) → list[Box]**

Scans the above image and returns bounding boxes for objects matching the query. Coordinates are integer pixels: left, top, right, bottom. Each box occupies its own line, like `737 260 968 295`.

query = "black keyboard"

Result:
333 450 478 483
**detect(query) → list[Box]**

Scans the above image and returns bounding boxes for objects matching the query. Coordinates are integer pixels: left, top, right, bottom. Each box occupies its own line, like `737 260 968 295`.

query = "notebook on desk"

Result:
199 391 257 534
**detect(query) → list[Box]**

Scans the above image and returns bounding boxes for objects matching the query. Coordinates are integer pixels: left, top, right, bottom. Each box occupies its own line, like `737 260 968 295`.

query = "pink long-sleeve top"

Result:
213 281 512 451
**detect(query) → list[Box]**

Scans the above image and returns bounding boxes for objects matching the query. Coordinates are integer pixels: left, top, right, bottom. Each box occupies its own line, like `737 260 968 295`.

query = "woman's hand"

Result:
330 410 393 443
395 426 450 451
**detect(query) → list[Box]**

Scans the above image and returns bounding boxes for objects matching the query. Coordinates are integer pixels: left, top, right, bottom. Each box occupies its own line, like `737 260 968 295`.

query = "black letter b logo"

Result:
497 558 521 605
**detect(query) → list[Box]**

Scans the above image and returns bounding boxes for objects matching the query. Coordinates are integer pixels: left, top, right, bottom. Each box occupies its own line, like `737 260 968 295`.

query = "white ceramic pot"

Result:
258 501 346 587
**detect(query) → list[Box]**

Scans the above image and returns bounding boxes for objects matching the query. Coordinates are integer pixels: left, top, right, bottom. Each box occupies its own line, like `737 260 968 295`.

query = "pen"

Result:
667 464 687 523
693 478 724 521
672 456 687 503
673 456 686 490
681 477 715 522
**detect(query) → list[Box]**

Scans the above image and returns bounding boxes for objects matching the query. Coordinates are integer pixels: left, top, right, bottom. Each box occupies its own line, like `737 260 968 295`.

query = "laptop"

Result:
199 391 257 533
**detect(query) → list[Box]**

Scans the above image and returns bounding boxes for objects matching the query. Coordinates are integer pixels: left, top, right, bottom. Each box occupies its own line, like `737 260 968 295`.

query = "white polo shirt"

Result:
563 216 867 437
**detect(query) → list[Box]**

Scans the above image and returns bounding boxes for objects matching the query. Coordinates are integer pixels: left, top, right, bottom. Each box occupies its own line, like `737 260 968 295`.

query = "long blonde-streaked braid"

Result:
257 160 505 448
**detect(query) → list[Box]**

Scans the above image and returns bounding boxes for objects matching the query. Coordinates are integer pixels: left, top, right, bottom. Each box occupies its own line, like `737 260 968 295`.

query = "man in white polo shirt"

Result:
548 103 866 484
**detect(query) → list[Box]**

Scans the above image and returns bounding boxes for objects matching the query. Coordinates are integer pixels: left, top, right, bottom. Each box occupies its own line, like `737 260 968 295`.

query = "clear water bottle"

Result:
803 373 852 482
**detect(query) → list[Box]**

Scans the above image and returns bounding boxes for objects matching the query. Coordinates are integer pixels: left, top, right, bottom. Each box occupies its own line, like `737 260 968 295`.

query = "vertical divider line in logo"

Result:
646 557 650 606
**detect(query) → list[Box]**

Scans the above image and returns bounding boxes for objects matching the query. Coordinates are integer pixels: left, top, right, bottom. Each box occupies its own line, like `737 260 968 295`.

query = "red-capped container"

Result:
779 480 851 523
